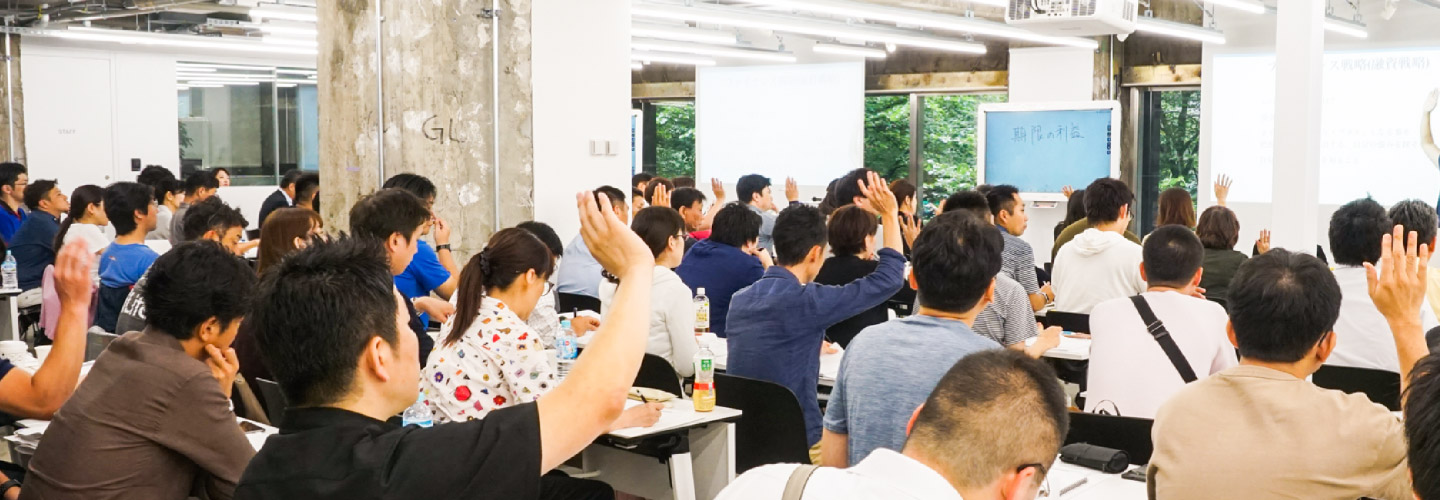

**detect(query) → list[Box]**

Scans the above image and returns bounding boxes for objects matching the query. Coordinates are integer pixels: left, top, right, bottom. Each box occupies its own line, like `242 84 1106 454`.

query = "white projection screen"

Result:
1210 49 1440 206
696 62 864 186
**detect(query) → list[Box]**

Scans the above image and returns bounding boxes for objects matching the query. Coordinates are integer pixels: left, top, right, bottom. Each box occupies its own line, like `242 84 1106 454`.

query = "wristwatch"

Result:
435 244 452 252
0 479 20 496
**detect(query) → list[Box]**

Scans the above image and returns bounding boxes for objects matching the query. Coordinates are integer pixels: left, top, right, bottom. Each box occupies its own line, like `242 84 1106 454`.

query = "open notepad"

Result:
607 400 707 440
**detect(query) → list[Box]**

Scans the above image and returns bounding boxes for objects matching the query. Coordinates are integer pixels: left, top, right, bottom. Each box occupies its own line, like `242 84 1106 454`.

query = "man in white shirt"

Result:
1087 225 1238 418
717 349 1068 500
1053 178 1145 314
1326 198 1440 373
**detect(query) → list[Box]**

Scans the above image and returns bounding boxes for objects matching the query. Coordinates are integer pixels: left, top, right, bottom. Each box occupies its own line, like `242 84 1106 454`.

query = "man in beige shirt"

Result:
1148 228 1431 500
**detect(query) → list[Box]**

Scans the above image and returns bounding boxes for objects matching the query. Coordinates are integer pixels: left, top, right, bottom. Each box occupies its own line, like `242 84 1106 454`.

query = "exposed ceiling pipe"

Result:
49 0 216 24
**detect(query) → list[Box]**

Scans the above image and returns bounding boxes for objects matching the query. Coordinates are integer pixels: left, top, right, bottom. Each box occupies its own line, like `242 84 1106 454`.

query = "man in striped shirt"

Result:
985 185 1055 312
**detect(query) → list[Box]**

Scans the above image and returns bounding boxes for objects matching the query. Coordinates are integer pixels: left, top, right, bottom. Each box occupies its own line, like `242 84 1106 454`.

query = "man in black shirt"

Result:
238 192 659 500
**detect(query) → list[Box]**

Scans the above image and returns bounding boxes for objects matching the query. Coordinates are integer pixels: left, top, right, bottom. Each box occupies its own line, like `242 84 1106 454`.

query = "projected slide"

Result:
1210 49 1440 205
979 104 1118 198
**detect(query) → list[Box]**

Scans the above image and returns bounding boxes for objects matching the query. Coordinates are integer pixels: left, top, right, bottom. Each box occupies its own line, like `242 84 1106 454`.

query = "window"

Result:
864 95 911 182
177 63 319 186
654 101 696 179
1138 89 1201 233
919 93 1008 211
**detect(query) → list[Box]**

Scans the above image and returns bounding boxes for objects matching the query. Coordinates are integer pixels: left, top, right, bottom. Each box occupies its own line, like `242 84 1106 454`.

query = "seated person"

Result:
1327 198 1439 372
669 187 709 252
257 170 303 230
600 207 698 376
822 210 1008 467
517 221 598 348
1196 205 1262 309
987 185 1054 312
93 182 159 333
0 163 26 244
1404 348 1440 500
384 173 458 325
349 189 436 366
113 197 248 335
25 242 258 500
737 174 801 253
169 170 218 245
255 208 323 274
1052 178 1145 314
237 193 663 499
814 206 893 349
1387 199 1440 319
55 185 109 258
675 202 769 338
555 186 627 307
148 179 184 241
1086 225 1238 418
1148 232 1426 500
726 171 905 461
721 349 1069 499
11 180 67 293
292 173 319 211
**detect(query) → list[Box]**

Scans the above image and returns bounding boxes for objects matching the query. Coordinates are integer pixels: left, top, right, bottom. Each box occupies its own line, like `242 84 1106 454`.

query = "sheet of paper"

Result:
608 400 707 439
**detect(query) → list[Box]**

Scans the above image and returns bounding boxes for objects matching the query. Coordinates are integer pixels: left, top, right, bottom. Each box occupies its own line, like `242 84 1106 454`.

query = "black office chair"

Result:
557 293 601 315
633 353 684 397
85 330 119 362
1042 311 1091 334
255 378 290 426
1312 365 1401 411
1065 411 1155 465
714 373 811 474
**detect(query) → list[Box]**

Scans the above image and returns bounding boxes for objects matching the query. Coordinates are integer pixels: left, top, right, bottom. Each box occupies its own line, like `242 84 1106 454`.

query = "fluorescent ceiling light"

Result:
633 1 986 54
186 82 224 88
1206 0 1266 14
176 85 190 90
276 78 316 84
632 38 797 62
176 67 216 73
631 22 737 45
276 69 317 75
1323 16 1368 38
250 5 317 23
177 71 275 79
1133 17 1226 44
182 79 262 85
178 63 276 71
631 50 718 66
736 0 1096 49
277 83 298 88
56 28 317 55
813 42 886 59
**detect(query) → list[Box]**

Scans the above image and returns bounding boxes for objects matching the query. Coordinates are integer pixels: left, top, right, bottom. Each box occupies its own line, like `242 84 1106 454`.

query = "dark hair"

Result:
827 205 878 256
942 190 990 220
905 349 1069 489
1406 354 1440 500
280 169 305 189
349 189 429 243
212 167 230 178
104 182 154 235
644 178 674 204
1390 199 1439 247
670 187 707 212
294 173 320 205
594 185 627 208
736 174 772 205
1228 249 1341 363
253 236 399 407
632 172 654 188
181 197 248 242
1083 178 1133 224
913 211 1004 312
447 228 555 346
517 221 564 258
889 179 917 206
0 162 26 190
709 202 762 248
258 208 323 274
975 184 993 196
673 176 696 189
818 178 841 216
1156 188 1196 228
1142 225 1205 288
183 170 219 196
632 188 644 200
773 204 827 266
136 166 175 188
984 184 1021 219
153 179 183 206
632 206 686 259
142 241 256 339
1328 198 1391 266
1196 205 1240 250
55 185 104 250
1062 189 1087 227
23 179 57 211
382 173 437 202
832 168 873 208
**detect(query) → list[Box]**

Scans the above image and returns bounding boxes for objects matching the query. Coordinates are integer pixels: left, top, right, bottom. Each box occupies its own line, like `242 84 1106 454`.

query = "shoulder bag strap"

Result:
1130 295 1199 384
782 464 821 500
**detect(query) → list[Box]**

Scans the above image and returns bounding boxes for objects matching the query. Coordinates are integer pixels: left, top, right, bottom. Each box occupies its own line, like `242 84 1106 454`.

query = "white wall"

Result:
532 0 633 241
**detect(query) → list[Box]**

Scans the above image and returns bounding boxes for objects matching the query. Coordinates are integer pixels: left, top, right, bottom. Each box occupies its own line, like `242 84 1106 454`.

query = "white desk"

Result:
1050 462 1147 499
584 402 742 500
1026 336 1091 361
0 288 22 342
711 343 844 387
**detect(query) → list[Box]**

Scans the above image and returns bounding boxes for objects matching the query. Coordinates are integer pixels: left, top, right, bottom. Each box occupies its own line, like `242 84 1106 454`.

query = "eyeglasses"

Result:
542 281 554 297
1017 463 1052 497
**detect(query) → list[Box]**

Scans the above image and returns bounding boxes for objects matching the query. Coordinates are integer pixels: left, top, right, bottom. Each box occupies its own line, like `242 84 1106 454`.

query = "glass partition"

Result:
176 63 319 186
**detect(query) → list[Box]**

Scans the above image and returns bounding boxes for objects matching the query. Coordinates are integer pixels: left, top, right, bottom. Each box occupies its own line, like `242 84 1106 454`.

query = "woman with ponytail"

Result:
54 185 109 258
598 206 698 377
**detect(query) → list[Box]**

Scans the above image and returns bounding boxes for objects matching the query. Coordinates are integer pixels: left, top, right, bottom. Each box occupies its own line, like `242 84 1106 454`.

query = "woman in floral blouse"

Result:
422 227 662 427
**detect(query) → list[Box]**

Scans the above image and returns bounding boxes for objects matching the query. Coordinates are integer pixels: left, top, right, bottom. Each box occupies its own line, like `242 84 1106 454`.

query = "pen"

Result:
1057 477 1087 497
640 393 649 404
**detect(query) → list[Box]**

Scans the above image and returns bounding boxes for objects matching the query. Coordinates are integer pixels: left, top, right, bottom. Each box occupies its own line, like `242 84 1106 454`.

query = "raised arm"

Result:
855 171 902 254
536 192 654 472
1423 90 1440 166
0 240 91 418
1367 225 1430 404
699 178 727 231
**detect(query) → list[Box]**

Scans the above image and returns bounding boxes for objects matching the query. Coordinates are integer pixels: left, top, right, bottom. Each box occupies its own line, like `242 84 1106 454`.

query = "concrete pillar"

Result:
1269 0 1325 253
0 35 24 164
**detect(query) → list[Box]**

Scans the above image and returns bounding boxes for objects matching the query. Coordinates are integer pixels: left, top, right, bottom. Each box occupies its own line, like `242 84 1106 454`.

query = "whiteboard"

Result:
977 101 1121 202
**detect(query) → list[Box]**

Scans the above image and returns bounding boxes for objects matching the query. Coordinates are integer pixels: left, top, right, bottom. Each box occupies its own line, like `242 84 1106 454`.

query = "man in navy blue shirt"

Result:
0 162 27 244
11 180 68 292
726 171 906 461
675 202 770 337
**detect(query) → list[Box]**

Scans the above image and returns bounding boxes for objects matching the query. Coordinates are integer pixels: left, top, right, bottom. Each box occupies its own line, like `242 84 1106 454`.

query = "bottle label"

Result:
700 359 712 372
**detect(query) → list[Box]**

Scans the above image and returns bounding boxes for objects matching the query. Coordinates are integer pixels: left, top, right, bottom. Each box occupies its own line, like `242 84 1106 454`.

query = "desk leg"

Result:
688 422 734 499
1 295 16 342
668 452 696 500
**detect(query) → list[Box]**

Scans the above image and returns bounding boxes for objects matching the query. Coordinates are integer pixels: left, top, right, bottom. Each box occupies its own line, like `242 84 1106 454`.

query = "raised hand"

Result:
650 184 671 210
1426 89 1439 113
854 171 898 217
785 177 800 204
1214 175 1233 207
578 191 653 280
53 240 93 310
1257 229 1272 254
1366 225 1430 325
901 214 922 249
1061 185 1075 199
710 178 726 202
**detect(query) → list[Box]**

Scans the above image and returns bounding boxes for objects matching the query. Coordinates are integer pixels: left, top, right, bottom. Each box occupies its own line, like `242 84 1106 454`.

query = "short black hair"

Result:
595 185 627 208
1405 354 1440 500
517 221 564 258
141 241 256 339
632 206 686 259
913 211 1004 312
709 202 762 248
183 170 219 196
985 184 1021 219
103 182 154 235
136 166 175 188
280 169 305 189
832 168 872 208
736 174 772 205
23 179 57 211
1390 199 1439 247
670 187 707 212
942 190 990 220
772 204 827 266
181 197 248 242
673 176 696 189
632 172 654 188
153 179 183 205
1328 198 1391 266
1083 178 1133 224
1142 225 1205 288
349 188 430 242
382 173 437 202
1228 249 1341 363
644 178 675 204
252 236 399 407
828 205 878 256
294 173 321 203
0 162 26 189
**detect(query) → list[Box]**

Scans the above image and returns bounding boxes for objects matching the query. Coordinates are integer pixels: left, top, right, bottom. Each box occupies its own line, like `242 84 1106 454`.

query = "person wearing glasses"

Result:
598 206 698 377
718 349 1069 500
0 162 29 243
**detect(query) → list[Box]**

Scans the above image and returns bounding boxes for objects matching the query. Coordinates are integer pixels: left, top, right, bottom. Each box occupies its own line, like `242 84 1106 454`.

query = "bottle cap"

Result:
697 287 706 295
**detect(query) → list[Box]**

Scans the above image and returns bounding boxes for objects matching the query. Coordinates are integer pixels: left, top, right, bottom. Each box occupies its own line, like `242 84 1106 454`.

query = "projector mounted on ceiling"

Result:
1006 0 1139 36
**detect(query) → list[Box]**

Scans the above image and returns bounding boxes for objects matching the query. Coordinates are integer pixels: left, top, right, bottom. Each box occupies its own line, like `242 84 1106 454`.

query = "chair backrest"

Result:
633 353 684 396
556 293 601 316
1312 364 1401 411
40 265 58 337
85 329 119 362
1065 411 1155 465
1043 311 1091 334
255 378 290 426
713 373 811 473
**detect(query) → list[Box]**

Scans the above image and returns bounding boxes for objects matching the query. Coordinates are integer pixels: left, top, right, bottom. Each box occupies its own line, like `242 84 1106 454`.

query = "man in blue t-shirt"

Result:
383 174 458 326
0 162 28 243
94 182 160 332
11 179 69 292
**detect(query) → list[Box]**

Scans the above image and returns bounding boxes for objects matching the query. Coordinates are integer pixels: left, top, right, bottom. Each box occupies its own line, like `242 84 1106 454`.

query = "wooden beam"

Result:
866 70 1007 92
632 82 696 99
1122 64 1202 87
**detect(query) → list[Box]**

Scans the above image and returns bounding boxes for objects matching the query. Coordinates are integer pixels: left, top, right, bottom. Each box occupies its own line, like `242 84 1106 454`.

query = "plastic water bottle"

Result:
401 393 433 428
692 341 716 412
556 319 579 380
1 251 16 291
693 288 710 335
